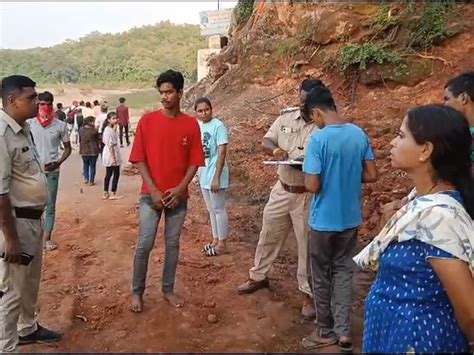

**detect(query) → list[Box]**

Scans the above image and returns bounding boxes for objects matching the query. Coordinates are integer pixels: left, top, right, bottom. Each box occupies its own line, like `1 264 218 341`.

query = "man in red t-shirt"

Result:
116 97 130 147
129 70 205 312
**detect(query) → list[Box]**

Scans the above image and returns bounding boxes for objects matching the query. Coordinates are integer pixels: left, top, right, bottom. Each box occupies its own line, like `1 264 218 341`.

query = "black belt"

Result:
14 207 43 220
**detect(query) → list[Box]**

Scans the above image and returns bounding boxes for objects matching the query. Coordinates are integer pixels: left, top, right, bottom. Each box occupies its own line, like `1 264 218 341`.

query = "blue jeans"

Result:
82 155 98 183
132 195 187 295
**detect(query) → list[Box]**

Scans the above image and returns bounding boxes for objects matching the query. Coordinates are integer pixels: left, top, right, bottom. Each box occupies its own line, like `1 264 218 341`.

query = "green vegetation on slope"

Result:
0 21 206 85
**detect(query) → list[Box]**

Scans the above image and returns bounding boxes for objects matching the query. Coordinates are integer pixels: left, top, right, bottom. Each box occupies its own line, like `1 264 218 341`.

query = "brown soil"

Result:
20 149 372 353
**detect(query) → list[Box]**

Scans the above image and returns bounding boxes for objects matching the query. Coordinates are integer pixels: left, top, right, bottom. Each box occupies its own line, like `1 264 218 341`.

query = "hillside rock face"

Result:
184 1 474 243
185 1 468 96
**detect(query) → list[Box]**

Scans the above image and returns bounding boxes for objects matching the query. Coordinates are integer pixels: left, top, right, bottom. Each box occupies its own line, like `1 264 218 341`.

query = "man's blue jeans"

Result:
132 195 187 295
81 155 98 183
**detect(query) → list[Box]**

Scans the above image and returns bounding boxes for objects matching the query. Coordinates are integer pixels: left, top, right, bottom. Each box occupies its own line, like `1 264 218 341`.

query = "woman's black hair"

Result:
194 96 212 111
102 111 116 133
300 79 325 93
407 104 473 218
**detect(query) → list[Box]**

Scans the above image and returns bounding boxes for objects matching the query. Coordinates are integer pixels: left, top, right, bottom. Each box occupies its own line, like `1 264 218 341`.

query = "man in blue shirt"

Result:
301 86 377 351
444 71 474 175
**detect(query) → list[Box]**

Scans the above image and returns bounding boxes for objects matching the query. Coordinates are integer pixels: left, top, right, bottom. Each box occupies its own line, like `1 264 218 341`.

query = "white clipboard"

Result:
263 160 303 166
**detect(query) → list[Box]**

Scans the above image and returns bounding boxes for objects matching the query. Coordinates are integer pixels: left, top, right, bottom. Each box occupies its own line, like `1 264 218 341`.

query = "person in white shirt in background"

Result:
82 101 95 118
28 91 72 251
93 100 101 118
101 111 122 200
95 104 108 154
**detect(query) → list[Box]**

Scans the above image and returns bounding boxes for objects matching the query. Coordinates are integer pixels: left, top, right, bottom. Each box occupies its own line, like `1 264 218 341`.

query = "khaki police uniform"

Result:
249 107 318 296
0 110 48 352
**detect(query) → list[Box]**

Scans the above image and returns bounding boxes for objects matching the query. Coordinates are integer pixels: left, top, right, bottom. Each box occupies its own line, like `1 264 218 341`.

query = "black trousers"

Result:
104 166 120 193
119 125 130 146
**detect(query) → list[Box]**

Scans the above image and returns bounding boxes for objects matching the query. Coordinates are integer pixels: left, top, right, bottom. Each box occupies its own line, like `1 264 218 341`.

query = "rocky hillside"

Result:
184 1 474 243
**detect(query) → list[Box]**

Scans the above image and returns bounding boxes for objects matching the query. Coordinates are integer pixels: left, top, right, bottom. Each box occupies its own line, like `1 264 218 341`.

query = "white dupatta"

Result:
354 190 474 275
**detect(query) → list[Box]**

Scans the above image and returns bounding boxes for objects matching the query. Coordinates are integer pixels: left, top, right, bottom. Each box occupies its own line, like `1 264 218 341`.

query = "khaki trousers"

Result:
0 218 43 352
249 181 312 296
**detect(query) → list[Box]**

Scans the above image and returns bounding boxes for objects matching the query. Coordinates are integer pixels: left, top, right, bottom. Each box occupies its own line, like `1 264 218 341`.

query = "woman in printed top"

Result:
101 112 123 200
194 97 230 257
354 104 474 353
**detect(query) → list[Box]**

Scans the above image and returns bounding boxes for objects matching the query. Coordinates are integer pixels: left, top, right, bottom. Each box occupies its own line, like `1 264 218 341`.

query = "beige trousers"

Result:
0 218 43 352
249 181 312 296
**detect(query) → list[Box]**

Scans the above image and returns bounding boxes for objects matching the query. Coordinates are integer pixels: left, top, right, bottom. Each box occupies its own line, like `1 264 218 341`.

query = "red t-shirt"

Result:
129 110 205 198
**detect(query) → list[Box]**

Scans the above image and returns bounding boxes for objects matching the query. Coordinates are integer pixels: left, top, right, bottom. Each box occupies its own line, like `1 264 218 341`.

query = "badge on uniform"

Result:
281 126 298 134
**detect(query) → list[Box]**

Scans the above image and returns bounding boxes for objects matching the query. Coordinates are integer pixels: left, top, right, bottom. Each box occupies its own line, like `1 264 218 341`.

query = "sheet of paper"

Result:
263 160 303 165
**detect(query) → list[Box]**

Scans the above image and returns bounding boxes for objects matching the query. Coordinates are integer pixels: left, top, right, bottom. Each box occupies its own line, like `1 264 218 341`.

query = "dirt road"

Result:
21 145 372 353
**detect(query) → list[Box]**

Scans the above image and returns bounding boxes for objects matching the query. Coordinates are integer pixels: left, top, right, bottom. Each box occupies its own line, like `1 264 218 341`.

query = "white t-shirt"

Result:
82 107 95 118
102 126 122 167
28 118 70 170
95 113 107 133
93 106 101 118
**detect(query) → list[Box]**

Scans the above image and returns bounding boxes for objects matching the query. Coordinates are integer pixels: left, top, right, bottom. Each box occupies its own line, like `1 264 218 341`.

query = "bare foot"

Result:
163 292 184 308
131 294 143 313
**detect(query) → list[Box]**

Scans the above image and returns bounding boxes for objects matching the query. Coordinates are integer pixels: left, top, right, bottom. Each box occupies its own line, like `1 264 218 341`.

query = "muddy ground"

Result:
20 145 374 353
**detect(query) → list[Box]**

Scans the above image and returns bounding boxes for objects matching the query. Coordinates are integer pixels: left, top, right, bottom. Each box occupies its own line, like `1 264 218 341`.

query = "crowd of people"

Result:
0 68 472 353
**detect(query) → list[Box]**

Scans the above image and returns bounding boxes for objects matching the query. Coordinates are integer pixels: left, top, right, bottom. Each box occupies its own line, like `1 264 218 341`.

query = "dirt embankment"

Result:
184 1 474 242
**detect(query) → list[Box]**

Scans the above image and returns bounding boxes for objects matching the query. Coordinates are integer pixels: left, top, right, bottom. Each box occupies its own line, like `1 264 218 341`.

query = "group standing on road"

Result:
0 69 473 353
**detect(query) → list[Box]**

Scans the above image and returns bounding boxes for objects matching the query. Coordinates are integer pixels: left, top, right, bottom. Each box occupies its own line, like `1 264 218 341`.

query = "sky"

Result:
0 1 237 50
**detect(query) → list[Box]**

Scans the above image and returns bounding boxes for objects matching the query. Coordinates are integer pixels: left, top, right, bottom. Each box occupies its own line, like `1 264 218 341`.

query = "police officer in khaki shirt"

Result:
238 79 325 318
0 75 62 352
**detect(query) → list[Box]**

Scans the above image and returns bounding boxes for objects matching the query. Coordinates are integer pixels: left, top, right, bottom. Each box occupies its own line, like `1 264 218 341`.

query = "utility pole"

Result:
217 0 220 10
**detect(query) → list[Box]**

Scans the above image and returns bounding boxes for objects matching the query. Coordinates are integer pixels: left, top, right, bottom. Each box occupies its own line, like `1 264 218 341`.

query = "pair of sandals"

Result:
201 243 223 257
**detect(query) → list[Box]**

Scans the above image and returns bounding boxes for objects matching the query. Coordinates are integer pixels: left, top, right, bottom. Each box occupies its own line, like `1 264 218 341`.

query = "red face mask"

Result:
37 104 54 128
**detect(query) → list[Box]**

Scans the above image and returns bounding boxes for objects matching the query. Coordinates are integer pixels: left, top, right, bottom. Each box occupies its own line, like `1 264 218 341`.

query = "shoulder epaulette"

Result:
0 119 8 137
280 107 299 115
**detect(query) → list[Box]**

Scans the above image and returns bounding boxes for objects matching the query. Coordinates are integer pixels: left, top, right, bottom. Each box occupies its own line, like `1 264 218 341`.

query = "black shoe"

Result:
18 324 62 346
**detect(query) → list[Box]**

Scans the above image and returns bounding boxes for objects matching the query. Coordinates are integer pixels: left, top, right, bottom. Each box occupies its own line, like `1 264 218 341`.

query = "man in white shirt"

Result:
28 91 72 251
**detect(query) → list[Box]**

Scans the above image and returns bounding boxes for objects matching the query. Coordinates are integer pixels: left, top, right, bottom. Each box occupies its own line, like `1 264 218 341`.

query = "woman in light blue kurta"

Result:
195 97 230 257
354 105 474 353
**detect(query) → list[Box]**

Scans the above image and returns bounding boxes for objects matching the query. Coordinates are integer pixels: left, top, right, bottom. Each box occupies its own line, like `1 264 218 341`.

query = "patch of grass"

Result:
340 43 401 71
235 0 254 25
393 62 409 78
407 2 456 50
275 40 297 58
105 89 159 110
371 2 401 30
